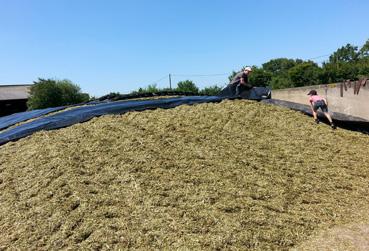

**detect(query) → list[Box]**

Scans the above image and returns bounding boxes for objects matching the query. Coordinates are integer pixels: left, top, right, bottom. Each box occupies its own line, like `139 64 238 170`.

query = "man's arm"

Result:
240 77 252 88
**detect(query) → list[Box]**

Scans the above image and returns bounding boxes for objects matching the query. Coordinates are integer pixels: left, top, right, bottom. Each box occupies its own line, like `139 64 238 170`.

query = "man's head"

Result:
243 66 252 74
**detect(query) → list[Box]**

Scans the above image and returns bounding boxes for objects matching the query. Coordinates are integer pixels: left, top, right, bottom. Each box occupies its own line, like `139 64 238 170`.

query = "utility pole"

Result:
169 74 172 89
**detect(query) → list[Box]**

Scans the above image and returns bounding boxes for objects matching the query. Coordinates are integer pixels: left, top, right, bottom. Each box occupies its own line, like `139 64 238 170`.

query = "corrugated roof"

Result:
0 85 31 101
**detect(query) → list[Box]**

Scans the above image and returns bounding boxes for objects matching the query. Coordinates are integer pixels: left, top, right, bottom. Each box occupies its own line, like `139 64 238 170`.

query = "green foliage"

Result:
262 58 303 75
288 62 322 87
132 81 224 96
145 84 160 93
329 44 359 63
248 67 272 87
133 84 160 93
27 78 89 110
322 62 359 82
199 85 222 96
357 57 369 76
359 39 369 58
270 75 293 89
175 80 199 93
58 80 89 105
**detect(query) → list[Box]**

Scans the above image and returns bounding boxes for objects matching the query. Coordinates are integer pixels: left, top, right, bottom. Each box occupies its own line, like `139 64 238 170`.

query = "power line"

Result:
150 75 168 85
308 54 331 60
148 52 333 87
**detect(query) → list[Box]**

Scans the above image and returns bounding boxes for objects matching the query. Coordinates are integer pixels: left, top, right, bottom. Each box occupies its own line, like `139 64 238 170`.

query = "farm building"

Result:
0 85 31 117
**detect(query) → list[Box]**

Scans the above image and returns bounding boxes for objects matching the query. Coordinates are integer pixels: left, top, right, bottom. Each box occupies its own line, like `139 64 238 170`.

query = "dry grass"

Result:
0 100 369 250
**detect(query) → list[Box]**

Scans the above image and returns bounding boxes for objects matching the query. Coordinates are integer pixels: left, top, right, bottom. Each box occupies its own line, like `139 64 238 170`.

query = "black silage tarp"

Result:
0 96 224 146
0 107 66 131
218 85 271 100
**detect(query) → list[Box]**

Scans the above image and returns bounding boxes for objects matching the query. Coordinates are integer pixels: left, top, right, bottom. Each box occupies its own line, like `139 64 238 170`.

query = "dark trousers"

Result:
235 84 251 96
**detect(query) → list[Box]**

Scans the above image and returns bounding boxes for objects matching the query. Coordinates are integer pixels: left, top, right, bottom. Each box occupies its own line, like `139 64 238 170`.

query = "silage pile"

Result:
1 100 369 250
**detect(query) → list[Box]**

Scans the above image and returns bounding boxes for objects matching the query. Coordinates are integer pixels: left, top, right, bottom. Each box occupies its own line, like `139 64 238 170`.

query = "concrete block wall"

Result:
272 80 369 121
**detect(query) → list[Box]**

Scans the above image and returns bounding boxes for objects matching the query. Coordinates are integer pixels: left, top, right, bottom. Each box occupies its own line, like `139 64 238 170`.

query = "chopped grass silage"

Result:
0 100 369 250
0 96 180 133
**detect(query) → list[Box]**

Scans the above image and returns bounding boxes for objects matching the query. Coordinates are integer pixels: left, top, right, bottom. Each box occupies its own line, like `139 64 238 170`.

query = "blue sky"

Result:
1 0 368 96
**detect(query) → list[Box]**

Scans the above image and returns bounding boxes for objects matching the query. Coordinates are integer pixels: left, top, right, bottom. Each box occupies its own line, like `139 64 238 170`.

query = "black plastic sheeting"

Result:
97 90 201 102
262 99 369 134
218 85 272 100
0 96 225 146
0 106 66 131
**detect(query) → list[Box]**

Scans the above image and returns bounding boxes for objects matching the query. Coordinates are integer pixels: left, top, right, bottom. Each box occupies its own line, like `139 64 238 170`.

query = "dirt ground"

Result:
0 100 369 250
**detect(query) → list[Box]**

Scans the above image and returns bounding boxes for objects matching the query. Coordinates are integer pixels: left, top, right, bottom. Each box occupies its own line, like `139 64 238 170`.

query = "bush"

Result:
27 78 90 110
199 85 222 95
132 84 160 94
288 62 322 87
176 80 199 94
270 75 293 90
249 67 272 87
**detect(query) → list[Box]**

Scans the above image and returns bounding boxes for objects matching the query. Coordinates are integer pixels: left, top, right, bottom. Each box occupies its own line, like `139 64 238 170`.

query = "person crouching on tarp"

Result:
229 66 253 96
307 90 336 129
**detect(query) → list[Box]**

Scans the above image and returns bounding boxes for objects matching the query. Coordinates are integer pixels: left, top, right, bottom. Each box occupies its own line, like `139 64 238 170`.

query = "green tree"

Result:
176 80 199 93
248 67 272 87
320 63 337 84
288 62 322 87
199 85 222 95
27 78 90 110
357 57 369 77
359 39 369 58
329 43 359 63
132 84 160 94
262 58 302 75
321 41 369 83
145 84 160 93
270 75 293 89
58 80 89 105
324 62 359 82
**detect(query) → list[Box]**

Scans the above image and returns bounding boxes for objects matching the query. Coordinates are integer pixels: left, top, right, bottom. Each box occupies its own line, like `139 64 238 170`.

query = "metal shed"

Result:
0 85 31 117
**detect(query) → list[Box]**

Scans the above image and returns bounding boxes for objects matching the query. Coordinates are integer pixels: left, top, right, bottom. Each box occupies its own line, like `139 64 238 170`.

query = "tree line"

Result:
234 39 369 89
131 80 222 96
27 39 368 110
133 39 369 93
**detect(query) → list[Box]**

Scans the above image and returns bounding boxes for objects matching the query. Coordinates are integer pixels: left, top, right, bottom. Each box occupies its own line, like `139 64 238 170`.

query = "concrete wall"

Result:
272 80 369 121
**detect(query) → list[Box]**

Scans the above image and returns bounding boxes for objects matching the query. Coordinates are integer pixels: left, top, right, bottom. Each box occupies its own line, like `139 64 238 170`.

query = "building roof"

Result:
0 85 31 101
